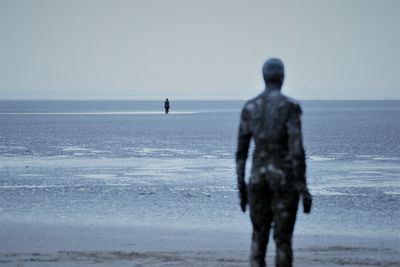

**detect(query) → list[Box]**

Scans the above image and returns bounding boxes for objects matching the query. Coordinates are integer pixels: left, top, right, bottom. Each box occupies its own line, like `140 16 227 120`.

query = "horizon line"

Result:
1 98 399 101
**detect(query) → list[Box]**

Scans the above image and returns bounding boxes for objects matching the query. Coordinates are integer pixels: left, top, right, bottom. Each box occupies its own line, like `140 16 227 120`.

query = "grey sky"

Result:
1 0 399 100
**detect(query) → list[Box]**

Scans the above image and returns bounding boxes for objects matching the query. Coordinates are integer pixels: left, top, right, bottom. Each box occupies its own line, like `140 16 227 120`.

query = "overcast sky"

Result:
1 0 399 100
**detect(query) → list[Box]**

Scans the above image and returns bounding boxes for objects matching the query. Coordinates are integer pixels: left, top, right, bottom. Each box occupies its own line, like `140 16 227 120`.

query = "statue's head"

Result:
262 58 284 88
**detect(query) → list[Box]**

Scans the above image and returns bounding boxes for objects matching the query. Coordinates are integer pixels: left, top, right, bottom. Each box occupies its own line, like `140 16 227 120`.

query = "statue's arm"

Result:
236 107 252 212
287 103 308 193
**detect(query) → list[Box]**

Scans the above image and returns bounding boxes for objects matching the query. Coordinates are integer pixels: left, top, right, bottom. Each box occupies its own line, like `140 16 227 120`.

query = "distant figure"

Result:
236 58 312 267
164 98 170 114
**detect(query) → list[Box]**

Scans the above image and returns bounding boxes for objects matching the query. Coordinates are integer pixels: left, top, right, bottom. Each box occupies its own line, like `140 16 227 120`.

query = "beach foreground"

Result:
1 222 399 267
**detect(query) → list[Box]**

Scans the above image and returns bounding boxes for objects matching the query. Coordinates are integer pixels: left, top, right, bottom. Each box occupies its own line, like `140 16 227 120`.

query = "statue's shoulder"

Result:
242 93 264 114
280 94 302 114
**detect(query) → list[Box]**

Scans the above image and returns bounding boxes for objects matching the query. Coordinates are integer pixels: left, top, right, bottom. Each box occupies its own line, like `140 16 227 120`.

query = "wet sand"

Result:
1 222 399 266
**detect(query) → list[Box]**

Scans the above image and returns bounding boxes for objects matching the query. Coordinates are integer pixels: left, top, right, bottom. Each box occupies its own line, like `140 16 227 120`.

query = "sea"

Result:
0 100 399 239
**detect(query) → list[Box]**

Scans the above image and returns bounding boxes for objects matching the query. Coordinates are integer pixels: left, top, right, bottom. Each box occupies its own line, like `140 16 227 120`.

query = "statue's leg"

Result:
249 181 273 267
272 192 299 267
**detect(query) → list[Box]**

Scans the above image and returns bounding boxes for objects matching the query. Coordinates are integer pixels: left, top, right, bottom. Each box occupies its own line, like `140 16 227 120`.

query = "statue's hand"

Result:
238 181 247 213
302 190 312 214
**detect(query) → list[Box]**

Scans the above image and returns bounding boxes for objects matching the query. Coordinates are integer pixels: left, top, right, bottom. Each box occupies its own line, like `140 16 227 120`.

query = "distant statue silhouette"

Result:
236 58 312 267
164 98 170 114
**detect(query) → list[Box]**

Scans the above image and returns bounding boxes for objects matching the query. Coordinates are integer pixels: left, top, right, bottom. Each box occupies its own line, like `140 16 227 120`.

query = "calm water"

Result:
0 100 399 238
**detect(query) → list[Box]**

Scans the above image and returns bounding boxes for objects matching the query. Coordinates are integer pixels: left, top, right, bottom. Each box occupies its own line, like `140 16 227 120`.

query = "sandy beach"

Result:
1 222 399 266
1 101 399 266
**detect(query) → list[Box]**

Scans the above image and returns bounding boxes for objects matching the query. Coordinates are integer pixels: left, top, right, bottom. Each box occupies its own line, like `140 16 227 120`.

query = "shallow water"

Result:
0 100 399 239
